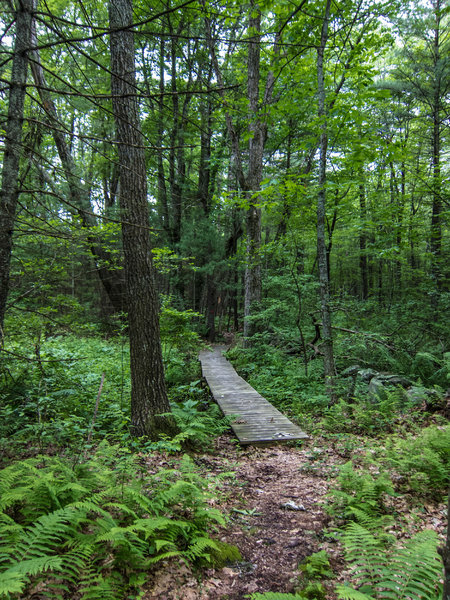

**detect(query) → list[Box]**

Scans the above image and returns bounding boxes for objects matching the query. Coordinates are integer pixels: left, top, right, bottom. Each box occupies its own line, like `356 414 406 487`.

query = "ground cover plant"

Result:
0 442 231 599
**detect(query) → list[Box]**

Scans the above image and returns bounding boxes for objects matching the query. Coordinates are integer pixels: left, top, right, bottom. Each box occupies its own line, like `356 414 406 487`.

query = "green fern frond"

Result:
148 550 182 564
154 539 177 553
130 516 189 539
0 555 64 597
78 569 124 600
2 555 63 577
192 507 227 527
185 536 219 561
0 570 26 597
335 586 372 600
0 445 226 598
338 525 442 600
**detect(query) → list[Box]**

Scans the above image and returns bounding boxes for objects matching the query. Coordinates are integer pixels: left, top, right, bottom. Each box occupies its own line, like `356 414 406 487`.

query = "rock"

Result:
368 376 388 402
368 374 413 403
406 386 443 410
358 368 379 382
341 365 362 377
281 500 306 511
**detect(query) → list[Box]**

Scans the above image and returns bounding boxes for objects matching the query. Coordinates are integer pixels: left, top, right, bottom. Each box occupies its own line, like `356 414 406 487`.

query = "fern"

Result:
326 462 395 529
0 443 227 598
336 524 442 600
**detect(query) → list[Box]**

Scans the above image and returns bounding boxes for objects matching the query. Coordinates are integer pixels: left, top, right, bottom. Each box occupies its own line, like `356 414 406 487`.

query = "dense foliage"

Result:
0 0 448 597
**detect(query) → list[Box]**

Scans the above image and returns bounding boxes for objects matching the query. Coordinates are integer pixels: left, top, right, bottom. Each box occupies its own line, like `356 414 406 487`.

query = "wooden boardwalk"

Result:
199 346 308 446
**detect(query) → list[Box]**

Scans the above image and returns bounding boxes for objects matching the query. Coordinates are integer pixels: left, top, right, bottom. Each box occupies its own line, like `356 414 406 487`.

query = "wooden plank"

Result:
199 346 308 445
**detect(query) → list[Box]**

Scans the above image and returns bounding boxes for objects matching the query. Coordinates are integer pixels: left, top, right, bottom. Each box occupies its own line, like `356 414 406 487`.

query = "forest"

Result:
0 0 449 597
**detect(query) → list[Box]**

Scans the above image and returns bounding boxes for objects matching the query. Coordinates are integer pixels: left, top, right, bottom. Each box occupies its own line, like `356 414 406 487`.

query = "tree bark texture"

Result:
243 1 263 344
109 0 176 438
0 0 35 335
316 0 336 401
359 181 369 300
430 0 442 295
203 0 274 346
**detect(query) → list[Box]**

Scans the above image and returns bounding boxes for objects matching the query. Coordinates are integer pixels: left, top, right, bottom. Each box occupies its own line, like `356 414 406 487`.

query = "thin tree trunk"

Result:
157 37 170 237
430 0 442 298
243 0 264 344
109 0 176 439
359 180 369 300
316 0 336 402
0 0 35 334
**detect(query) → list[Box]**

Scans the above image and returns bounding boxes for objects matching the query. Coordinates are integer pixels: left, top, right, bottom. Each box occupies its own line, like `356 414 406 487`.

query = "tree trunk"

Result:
430 0 442 298
359 180 369 300
109 0 176 439
0 0 35 334
243 0 264 344
316 0 336 402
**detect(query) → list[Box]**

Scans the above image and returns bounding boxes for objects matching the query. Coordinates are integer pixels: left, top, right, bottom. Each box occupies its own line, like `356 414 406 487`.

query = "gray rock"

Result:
406 386 442 409
358 368 380 382
281 500 306 511
341 365 362 377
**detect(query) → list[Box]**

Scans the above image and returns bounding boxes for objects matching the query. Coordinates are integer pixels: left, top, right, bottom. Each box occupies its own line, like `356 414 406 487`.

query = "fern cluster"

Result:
380 424 450 496
326 461 395 530
336 524 443 600
161 397 231 450
0 442 226 599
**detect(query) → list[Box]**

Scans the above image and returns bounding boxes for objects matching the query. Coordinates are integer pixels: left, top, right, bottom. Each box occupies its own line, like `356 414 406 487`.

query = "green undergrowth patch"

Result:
226 342 446 436
0 441 227 599
0 333 225 459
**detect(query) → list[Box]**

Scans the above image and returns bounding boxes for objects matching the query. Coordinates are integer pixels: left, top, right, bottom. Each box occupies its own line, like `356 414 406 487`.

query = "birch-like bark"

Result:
0 0 35 334
109 0 176 438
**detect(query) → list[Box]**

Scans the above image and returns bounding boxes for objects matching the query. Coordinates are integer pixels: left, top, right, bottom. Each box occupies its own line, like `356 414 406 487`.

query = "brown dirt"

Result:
142 436 341 599
142 434 448 600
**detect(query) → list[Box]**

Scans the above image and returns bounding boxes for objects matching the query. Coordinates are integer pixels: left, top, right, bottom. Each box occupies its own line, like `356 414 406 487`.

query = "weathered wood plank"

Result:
199 346 308 445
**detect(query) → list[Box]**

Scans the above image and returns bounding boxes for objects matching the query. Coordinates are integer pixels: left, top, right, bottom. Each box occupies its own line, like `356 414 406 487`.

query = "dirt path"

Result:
143 436 343 599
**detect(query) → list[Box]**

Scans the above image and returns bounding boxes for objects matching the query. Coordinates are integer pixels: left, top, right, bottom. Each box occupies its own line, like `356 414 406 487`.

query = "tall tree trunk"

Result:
243 0 264 344
109 0 176 439
157 37 170 238
316 0 336 402
0 0 35 334
359 180 369 300
430 0 442 298
203 0 276 346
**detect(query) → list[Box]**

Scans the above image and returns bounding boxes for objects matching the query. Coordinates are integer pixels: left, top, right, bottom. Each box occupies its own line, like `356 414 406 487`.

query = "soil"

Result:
140 433 447 600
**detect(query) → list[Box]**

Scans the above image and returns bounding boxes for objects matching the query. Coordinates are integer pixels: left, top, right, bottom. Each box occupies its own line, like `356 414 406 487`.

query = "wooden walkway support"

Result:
199 346 308 446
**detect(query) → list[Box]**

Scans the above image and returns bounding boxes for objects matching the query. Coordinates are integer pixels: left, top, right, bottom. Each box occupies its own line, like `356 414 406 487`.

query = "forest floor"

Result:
139 434 447 600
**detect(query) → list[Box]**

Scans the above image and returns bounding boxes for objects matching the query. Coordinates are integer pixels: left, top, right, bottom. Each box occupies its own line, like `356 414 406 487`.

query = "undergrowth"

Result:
336 525 442 600
0 442 226 599
0 333 224 459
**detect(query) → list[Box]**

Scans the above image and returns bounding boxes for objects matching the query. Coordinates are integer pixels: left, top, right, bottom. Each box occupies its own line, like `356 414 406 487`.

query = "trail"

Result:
142 436 342 599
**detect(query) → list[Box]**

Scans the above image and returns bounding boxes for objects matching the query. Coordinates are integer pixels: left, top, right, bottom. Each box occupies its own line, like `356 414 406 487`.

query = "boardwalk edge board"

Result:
199 346 309 446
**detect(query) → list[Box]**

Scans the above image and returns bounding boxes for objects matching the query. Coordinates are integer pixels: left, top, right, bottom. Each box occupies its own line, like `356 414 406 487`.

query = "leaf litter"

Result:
141 433 447 600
